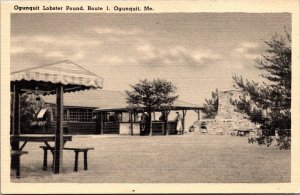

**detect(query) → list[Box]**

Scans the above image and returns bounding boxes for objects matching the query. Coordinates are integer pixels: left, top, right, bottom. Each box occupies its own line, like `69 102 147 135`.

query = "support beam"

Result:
182 110 187 134
54 85 64 174
165 111 170 136
194 109 201 121
11 85 21 169
13 85 21 135
95 113 101 134
129 112 133 135
100 112 104 135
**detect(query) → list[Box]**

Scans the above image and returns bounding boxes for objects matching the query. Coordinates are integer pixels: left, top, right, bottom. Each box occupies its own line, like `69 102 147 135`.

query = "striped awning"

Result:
11 60 103 93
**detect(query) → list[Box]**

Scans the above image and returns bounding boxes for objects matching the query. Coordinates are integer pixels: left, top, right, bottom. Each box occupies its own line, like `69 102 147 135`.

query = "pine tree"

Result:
202 89 219 119
232 31 291 149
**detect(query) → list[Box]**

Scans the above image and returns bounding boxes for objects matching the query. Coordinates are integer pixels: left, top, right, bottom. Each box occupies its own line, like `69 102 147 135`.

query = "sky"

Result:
11 13 291 105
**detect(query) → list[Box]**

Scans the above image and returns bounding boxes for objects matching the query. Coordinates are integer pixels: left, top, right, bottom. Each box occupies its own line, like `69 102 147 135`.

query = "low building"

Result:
42 89 127 134
42 89 203 135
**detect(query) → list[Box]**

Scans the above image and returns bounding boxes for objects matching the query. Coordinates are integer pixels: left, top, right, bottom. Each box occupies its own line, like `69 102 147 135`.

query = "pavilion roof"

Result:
94 99 203 112
11 60 103 94
171 100 203 110
43 88 203 112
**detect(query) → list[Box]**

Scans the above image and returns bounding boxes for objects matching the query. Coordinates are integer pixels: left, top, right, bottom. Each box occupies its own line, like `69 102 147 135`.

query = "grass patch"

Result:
11 134 290 183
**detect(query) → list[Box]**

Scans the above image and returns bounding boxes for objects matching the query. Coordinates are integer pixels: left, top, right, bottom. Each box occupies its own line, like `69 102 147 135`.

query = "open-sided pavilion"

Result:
10 60 103 174
94 99 204 135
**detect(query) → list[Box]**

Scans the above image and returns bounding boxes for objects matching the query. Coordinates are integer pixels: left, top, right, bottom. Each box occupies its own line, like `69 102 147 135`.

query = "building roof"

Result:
43 89 203 111
94 99 203 112
171 100 203 110
43 89 127 109
11 60 103 94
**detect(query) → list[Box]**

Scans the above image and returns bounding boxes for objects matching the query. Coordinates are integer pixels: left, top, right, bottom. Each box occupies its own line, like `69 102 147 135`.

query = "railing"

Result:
103 122 120 134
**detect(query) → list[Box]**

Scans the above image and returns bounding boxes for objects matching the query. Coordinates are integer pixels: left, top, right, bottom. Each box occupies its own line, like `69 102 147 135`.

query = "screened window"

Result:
69 108 93 122
52 107 93 122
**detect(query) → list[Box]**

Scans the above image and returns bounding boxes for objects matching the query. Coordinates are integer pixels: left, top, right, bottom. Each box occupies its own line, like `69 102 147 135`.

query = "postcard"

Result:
1 0 300 194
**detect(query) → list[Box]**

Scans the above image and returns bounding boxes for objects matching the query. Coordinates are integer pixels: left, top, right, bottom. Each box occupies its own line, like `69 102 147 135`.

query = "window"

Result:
52 107 93 122
69 108 78 121
69 108 93 122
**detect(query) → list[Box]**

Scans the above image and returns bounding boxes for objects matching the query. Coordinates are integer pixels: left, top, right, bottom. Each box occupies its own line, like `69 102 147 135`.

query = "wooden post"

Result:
11 85 21 169
100 112 104 135
194 109 201 121
95 113 99 134
182 110 187 134
74 151 79 172
130 112 133 135
12 85 21 135
165 111 169 136
54 85 64 174
13 85 21 135
84 151 88 170
149 110 153 136
95 113 102 134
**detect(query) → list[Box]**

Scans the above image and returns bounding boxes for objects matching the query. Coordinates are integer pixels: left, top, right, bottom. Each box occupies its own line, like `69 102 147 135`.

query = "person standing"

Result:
159 111 166 122
174 112 183 134
140 112 149 135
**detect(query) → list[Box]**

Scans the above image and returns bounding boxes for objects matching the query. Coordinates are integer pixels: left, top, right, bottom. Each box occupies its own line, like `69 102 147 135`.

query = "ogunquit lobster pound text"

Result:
13 5 154 12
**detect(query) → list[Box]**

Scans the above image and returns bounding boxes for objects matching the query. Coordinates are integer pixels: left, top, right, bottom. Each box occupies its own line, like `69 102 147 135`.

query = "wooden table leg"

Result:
84 151 88 170
43 148 48 171
74 151 79 172
16 155 20 178
11 143 20 170
44 142 55 170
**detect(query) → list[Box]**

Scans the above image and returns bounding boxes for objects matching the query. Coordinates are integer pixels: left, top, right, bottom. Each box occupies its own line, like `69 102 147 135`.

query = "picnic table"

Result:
11 134 94 173
10 134 72 150
10 134 72 177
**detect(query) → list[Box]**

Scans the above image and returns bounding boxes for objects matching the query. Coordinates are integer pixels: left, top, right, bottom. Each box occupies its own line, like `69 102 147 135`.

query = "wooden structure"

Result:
94 100 204 135
41 89 203 135
63 147 94 172
170 100 204 133
10 60 103 174
39 146 94 172
10 134 72 150
42 90 127 134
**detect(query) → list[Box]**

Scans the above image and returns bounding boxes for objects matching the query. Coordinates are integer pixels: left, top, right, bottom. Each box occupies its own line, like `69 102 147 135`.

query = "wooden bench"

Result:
39 146 54 170
39 146 94 172
11 150 28 178
64 147 94 172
